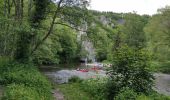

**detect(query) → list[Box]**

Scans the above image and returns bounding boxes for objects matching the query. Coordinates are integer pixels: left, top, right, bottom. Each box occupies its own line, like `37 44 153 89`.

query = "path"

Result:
52 89 64 100
154 73 170 96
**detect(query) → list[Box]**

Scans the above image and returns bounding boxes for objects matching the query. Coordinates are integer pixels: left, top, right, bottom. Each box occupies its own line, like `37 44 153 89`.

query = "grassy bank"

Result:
58 78 170 100
57 83 95 100
150 61 170 74
0 59 53 100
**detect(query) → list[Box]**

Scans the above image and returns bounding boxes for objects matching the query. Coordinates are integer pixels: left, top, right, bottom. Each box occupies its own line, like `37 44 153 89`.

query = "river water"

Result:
40 65 170 96
40 63 107 84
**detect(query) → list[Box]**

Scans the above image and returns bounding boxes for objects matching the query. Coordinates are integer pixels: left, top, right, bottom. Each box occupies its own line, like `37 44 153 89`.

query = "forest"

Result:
0 0 170 100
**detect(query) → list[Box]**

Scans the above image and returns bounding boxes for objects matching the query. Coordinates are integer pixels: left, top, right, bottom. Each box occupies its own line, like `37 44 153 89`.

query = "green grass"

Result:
150 61 170 74
0 61 53 100
137 92 170 100
2 84 41 100
57 83 95 100
57 78 170 100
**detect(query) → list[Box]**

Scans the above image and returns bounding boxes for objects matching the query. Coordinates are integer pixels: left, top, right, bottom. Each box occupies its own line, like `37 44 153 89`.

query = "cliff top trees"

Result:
0 0 90 62
144 6 170 61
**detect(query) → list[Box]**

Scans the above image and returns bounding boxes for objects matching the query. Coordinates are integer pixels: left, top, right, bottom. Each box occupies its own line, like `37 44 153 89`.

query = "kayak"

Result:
76 69 89 72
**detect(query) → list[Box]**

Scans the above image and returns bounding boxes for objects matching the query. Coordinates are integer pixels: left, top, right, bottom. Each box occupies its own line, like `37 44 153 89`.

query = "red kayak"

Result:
91 67 100 70
76 69 89 72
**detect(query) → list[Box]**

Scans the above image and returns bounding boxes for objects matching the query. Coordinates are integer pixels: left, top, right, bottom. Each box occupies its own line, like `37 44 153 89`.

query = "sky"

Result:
90 0 170 15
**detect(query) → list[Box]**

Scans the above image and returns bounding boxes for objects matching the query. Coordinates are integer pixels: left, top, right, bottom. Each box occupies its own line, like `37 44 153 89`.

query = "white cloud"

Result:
89 0 170 15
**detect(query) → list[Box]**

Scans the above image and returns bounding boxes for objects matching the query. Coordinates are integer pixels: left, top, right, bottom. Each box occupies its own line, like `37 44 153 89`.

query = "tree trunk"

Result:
31 0 63 54
4 0 7 17
28 0 32 17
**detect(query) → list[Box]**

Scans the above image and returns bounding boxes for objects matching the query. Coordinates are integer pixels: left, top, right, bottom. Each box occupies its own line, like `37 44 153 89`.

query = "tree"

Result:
144 6 170 61
0 0 90 63
31 0 90 55
122 13 149 49
56 27 78 63
107 46 154 99
87 24 113 62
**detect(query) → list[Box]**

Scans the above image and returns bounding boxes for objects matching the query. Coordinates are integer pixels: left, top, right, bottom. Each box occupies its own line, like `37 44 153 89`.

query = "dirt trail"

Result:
52 89 64 100
154 73 170 96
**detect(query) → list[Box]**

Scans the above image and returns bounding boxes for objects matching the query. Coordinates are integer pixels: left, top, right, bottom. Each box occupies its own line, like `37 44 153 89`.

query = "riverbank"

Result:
0 62 53 100
57 83 95 100
154 73 170 96
41 65 170 100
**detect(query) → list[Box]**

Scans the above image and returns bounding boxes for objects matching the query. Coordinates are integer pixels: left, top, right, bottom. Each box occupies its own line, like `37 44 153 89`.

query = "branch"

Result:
54 22 87 32
31 0 63 55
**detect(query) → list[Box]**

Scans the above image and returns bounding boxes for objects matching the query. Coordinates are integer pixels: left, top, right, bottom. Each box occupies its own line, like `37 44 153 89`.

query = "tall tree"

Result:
31 0 90 54
144 6 170 61
122 13 149 49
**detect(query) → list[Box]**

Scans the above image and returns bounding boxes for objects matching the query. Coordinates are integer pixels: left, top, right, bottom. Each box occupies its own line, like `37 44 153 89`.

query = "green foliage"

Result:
137 91 170 100
58 83 95 100
0 17 18 56
87 25 113 61
144 6 170 62
56 27 78 63
158 61 170 74
68 76 83 83
122 13 149 49
114 87 138 100
0 56 11 66
30 0 50 27
115 89 170 100
2 84 40 100
107 46 154 97
58 78 170 100
0 62 53 100
149 61 170 73
14 26 33 63
33 37 61 65
33 26 79 64
61 6 90 27
81 78 108 100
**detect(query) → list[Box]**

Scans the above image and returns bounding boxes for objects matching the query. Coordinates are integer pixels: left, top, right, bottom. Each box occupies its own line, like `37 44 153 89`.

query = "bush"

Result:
2 84 40 100
81 78 108 100
159 61 170 74
107 46 154 98
68 76 83 83
150 61 170 73
147 91 170 100
0 56 11 66
0 62 53 100
114 87 138 100
136 91 170 100
136 94 150 100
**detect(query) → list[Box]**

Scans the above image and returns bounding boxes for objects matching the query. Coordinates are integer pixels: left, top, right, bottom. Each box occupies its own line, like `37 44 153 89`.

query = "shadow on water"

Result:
39 63 80 72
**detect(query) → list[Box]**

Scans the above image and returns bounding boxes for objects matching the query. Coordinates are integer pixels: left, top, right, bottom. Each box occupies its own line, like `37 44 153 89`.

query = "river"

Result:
40 65 170 96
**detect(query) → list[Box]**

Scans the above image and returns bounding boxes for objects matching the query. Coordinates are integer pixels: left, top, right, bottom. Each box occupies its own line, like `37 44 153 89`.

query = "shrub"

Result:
147 91 170 100
2 84 40 100
136 94 150 100
0 62 50 87
107 46 154 98
0 56 11 66
136 91 170 100
150 61 170 74
81 78 108 100
0 62 53 100
159 61 170 74
68 76 83 83
114 87 138 100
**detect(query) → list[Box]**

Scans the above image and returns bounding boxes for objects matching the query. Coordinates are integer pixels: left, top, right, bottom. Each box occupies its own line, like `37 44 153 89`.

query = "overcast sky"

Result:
90 0 170 15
